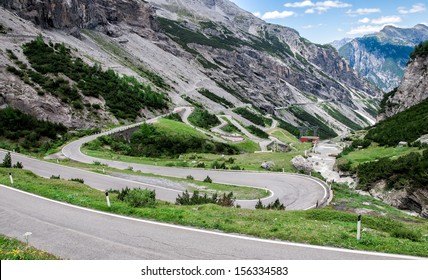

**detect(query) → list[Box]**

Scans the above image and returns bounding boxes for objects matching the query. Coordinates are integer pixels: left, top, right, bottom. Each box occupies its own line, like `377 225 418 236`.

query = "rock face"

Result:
338 24 428 93
1 0 379 132
0 0 158 36
148 0 379 132
369 180 428 218
378 52 428 120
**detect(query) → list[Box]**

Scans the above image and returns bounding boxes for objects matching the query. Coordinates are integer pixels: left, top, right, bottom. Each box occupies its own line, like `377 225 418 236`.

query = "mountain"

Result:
330 38 352 50
338 24 428 93
0 0 379 135
378 41 428 121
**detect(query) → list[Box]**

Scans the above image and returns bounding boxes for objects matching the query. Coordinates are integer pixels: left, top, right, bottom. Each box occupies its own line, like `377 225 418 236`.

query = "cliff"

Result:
338 24 428 93
378 41 428 120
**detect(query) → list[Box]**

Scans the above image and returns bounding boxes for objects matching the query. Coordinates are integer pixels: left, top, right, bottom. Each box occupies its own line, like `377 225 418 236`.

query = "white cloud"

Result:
398 3 426 14
253 11 261 18
337 28 344 32
346 25 384 35
358 17 370 23
347 8 381 15
318 1 351 8
284 1 314 8
261 10 295 20
371 16 401 25
302 23 324 29
284 0 351 14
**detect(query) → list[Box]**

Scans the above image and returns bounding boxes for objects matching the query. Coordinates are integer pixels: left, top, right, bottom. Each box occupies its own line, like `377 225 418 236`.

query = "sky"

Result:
229 0 428 44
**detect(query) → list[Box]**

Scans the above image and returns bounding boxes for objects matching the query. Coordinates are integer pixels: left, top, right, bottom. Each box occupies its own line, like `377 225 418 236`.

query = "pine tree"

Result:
2 152 12 168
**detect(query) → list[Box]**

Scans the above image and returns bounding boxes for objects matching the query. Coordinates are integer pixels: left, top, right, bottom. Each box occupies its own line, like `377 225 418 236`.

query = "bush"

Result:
203 176 212 183
124 188 157 208
69 178 84 184
365 98 428 146
246 125 269 139
12 161 23 169
50 175 60 179
217 192 235 207
187 108 220 129
210 161 226 169
195 162 205 168
186 175 194 180
255 198 286 210
175 190 234 207
1 152 12 168
233 107 267 127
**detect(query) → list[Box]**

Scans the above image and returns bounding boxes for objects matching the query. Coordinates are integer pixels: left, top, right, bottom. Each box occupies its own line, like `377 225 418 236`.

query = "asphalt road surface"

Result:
0 185 415 260
61 128 327 210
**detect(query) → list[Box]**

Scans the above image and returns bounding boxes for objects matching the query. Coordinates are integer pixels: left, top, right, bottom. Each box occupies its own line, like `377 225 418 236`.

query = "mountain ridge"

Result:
0 0 379 135
338 24 428 92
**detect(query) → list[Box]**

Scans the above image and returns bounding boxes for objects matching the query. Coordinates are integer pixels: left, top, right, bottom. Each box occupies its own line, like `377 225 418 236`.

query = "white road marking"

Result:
1 184 421 260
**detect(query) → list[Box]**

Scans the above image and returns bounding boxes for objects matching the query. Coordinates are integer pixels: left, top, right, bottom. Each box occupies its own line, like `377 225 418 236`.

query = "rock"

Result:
291 155 313 172
416 134 428 144
378 51 428 120
260 161 275 170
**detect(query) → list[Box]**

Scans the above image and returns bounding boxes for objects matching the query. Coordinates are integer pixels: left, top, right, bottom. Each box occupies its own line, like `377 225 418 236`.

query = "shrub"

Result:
217 192 235 207
255 198 286 210
230 165 242 170
12 161 23 169
50 175 60 179
175 190 234 207
124 188 157 208
69 178 84 184
195 162 206 168
187 108 220 129
210 161 226 169
1 152 12 168
203 176 213 183
186 175 194 180
246 125 269 139
165 113 183 122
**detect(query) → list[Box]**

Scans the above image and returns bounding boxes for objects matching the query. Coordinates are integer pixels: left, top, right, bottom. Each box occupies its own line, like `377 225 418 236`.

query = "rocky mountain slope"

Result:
0 0 379 135
378 41 428 120
338 24 428 93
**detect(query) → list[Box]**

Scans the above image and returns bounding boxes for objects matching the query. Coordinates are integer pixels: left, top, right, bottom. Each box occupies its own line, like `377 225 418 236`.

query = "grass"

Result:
46 159 268 200
156 118 209 139
83 141 312 172
230 139 260 153
341 144 420 168
0 234 59 260
269 128 300 144
1 168 427 257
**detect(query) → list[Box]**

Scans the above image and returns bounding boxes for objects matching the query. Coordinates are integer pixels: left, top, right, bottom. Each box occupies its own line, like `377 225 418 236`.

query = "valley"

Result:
0 0 427 261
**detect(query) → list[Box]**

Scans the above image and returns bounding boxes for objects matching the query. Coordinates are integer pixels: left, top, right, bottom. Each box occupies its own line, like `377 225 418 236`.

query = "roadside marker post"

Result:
105 191 111 208
9 173 13 185
23 232 32 247
357 214 362 240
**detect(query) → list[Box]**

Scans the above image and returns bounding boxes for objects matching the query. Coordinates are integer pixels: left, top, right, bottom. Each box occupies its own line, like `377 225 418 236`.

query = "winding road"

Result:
0 114 415 259
0 185 416 260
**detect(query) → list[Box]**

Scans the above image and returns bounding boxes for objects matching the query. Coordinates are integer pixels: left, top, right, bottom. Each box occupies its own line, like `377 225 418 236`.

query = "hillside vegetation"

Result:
357 150 428 191
7 36 167 120
0 107 67 152
86 119 238 157
187 108 220 129
410 40 428 59
365 98 428 146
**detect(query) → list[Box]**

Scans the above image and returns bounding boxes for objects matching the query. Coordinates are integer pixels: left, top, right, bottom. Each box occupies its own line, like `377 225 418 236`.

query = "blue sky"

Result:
230 0 428 43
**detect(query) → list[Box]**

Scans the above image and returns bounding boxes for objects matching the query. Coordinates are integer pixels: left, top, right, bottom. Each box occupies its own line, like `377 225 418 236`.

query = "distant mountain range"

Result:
336 24 428 93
